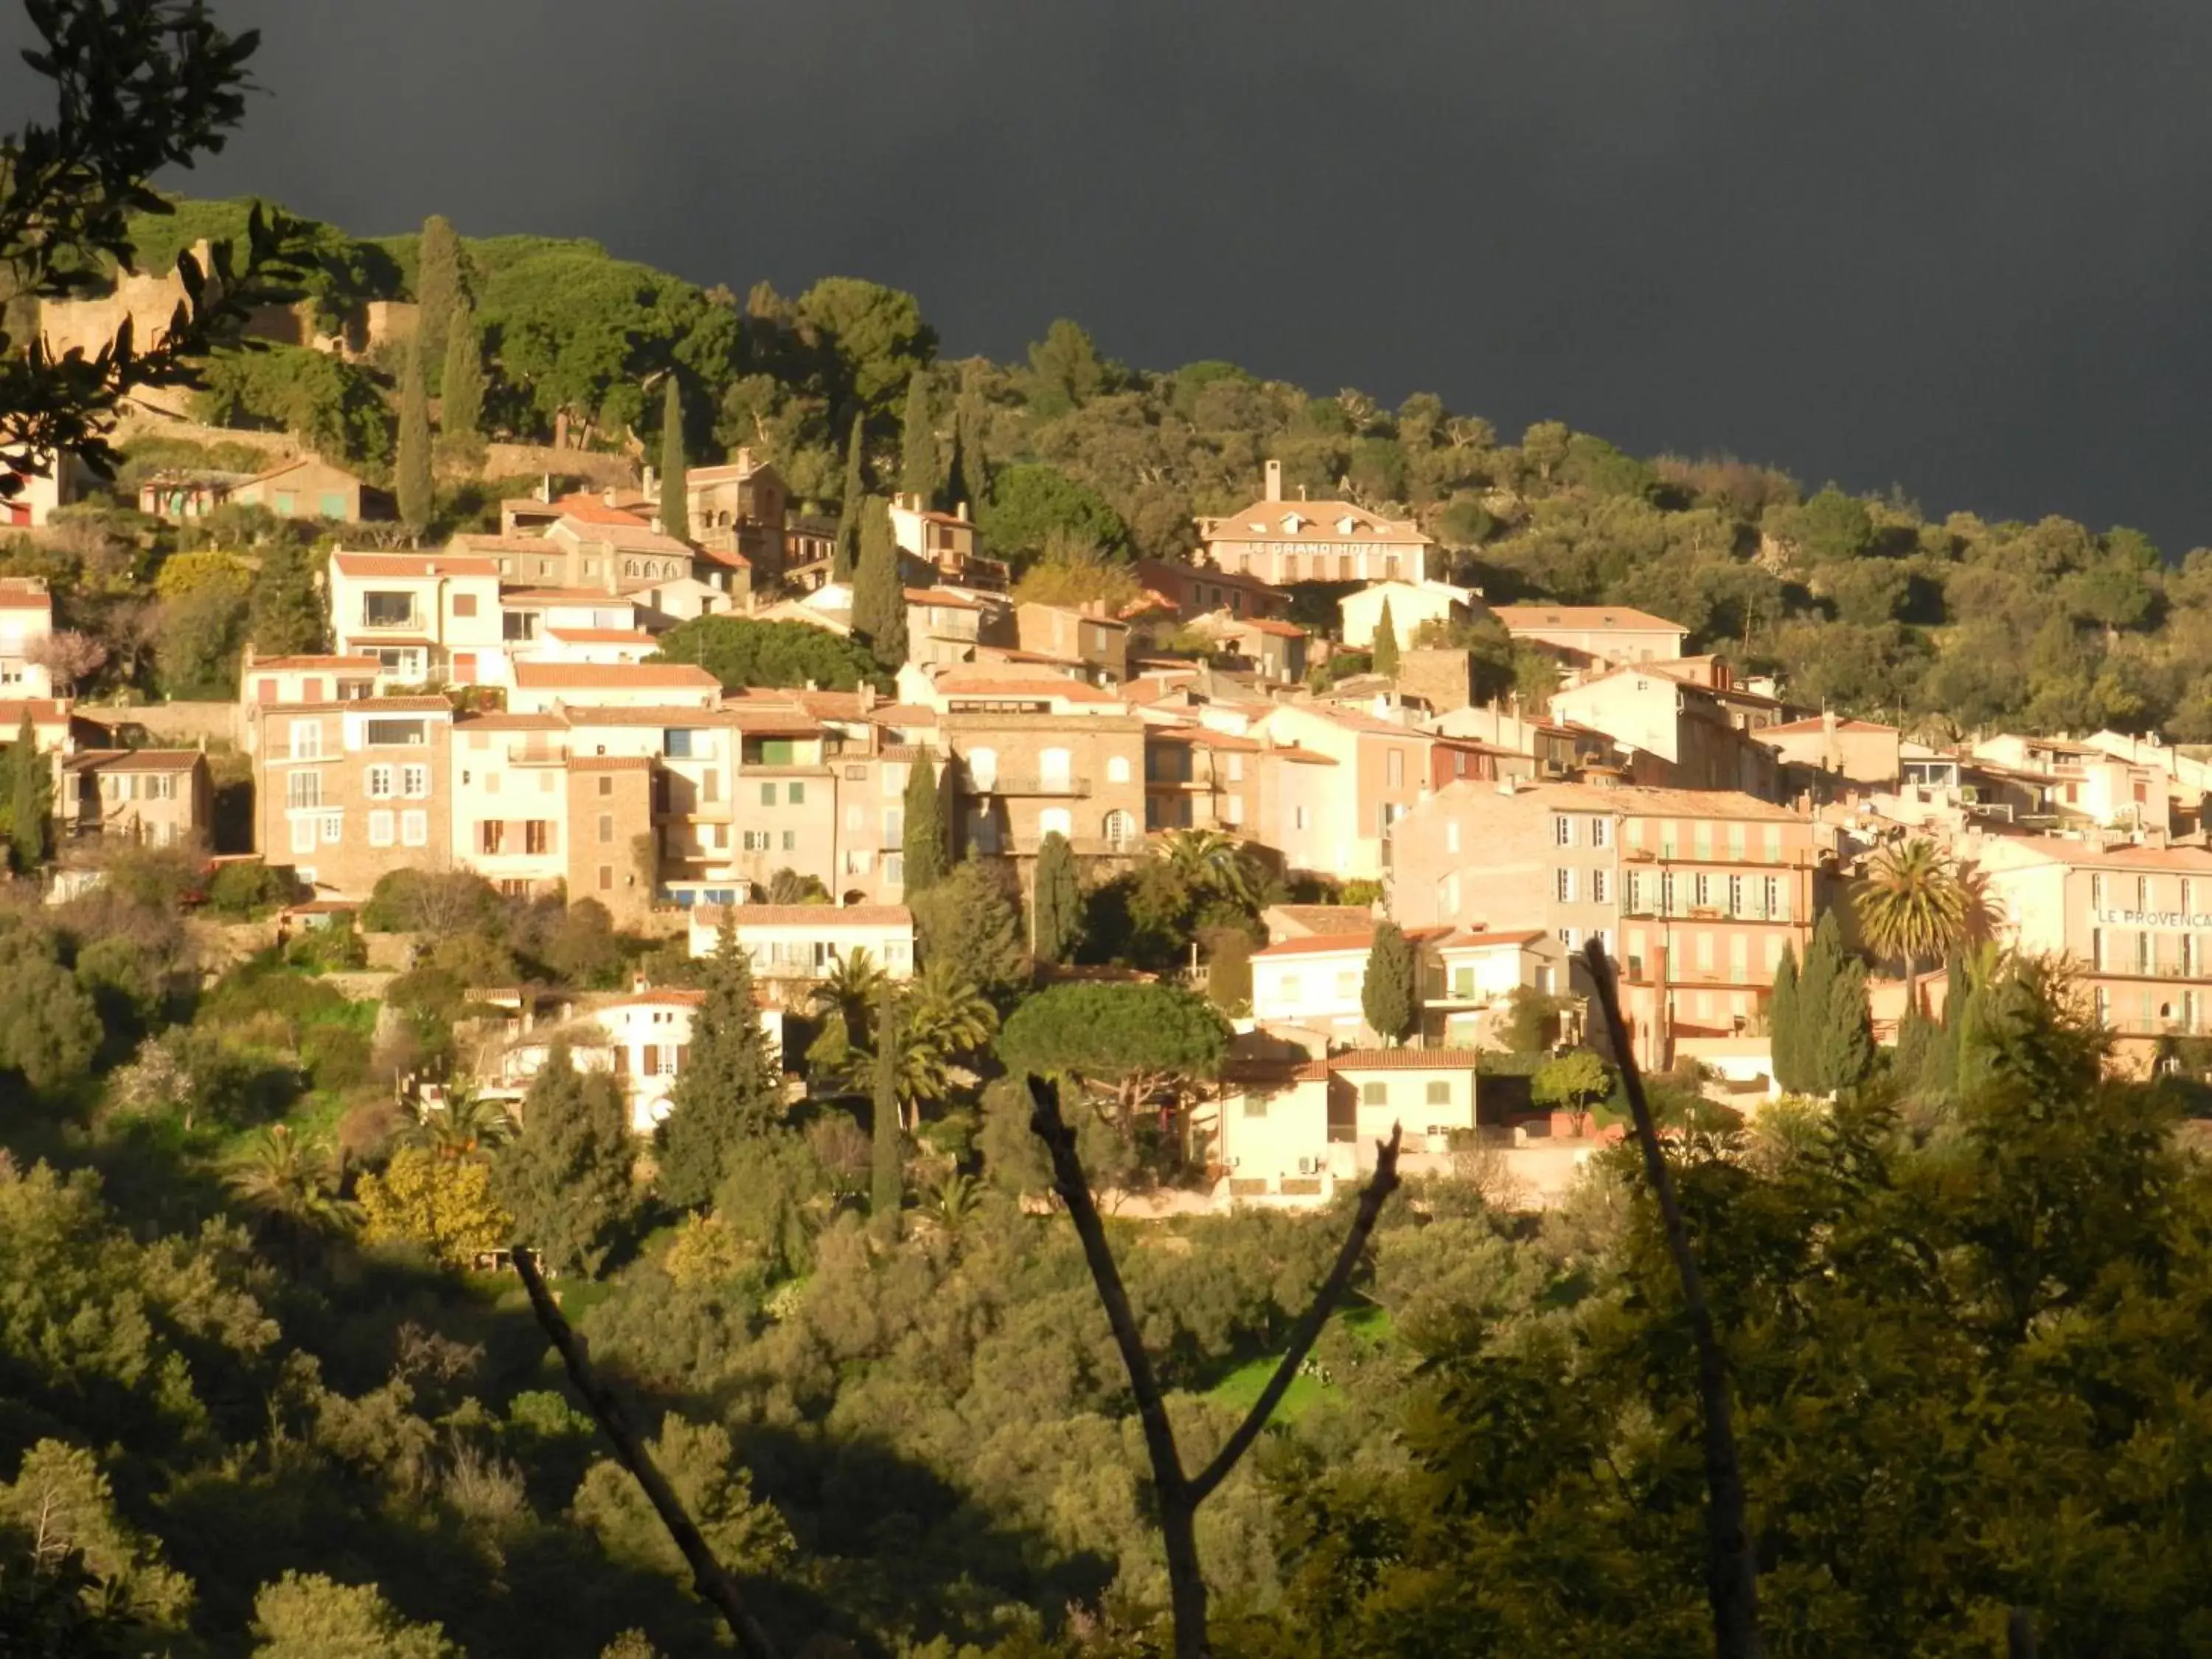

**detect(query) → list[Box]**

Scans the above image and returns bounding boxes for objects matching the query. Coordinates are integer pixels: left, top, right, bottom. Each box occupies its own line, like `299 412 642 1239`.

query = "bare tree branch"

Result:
1026 1073 1401 1659
1580 939 1761 1659
512 1247 784 1659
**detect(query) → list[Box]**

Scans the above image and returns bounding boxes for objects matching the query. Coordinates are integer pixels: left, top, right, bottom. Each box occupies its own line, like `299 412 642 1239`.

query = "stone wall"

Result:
483 443 636 488
1398 647 1477 714
87 700 247 750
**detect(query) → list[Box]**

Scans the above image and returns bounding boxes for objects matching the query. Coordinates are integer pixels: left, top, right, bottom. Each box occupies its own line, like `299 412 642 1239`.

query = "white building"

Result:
686 903 917 1001
486 985 787 1133
1338 580 1482 652
0 578 56 697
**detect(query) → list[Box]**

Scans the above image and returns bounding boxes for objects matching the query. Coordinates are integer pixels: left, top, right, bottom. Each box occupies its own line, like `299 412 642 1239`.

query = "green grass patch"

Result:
1206 1352 1326 1419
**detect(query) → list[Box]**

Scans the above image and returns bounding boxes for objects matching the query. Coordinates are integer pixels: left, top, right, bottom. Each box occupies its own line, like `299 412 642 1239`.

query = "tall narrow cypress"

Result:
7 710 49 872
1371 597 1401 677
414 213 464 390
901 751 948 894
1769 944 1802 1093
436 299 484 469
898 371 936 499
952 375 989 515
832 412 865 581
658 376 689 541
396 339 432 538
1823 957 1876 1090
852 498 908 669
1798 910 1849 1093
1032 831 1083 964
871 991 904 1238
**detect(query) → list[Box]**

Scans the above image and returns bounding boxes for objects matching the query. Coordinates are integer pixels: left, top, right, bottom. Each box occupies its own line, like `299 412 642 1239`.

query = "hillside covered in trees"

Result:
69 196 2212 746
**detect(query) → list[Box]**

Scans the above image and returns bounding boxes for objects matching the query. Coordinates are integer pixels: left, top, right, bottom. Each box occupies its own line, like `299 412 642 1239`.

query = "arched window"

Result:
1105 755 1131 785
966 745 998 791
625 560 639 577
1040 747 1072 790
1039 807 1073 840
1102 810 1135 852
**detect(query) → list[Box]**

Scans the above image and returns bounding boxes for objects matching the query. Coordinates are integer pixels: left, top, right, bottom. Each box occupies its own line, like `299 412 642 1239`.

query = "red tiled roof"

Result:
936 675 1119 705
330 552 499 579
907 586 984 610
1253 925 1452 959
596 987 709 1009
1231 616 1308 639
1324 1047 1489 1071
1203 499 1429 546
569 755 653 772
545 628 658 646
66 748 202 773
0 578 53 611
550 515 694 556
1764 714 1901 737
1146 725 1261 752
1436 929 1547 950
248 654 378 671
692 903 914 928
499 588 644 608
512 661 718 689
1490 605 1688 634
547 493 651 526
448 533 557 554
453 712 568 732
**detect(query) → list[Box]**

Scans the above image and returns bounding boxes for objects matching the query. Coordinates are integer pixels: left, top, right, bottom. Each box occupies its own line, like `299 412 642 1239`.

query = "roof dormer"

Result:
1281 512 1307 533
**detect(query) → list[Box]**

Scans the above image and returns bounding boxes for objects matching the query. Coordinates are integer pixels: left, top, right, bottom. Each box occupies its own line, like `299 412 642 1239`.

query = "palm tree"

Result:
810 948 890 1037
1854 838 1976 1013
892 962 997 1120
914 1170 982 1240
226 1124 357 1241
1156 827 1260 914
405 1084 514 1164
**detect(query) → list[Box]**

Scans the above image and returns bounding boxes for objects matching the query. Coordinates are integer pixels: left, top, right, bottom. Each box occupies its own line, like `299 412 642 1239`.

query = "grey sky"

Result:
8 0 2211 548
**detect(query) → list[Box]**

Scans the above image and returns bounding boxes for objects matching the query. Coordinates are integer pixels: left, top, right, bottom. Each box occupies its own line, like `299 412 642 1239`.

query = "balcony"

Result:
508 743 568 765
961 769 1091 797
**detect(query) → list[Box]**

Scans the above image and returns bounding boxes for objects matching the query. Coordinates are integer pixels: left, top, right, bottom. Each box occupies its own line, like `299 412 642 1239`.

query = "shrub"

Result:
206 860 305 917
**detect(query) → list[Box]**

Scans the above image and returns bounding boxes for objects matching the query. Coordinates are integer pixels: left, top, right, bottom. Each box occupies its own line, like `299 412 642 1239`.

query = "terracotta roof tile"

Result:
512 661 718 689
692 903 914 928
1490 604 1689 634
330 552 500 580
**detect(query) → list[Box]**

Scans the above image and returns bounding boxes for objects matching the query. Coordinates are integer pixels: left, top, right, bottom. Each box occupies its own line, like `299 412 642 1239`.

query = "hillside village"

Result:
7 313 2210 1207
17 18 2212 1641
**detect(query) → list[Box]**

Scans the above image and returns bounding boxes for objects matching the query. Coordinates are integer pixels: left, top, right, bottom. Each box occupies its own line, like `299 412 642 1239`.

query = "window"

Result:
364 719 427 747
884 853 904 885
782 830 797 851
1589 816 1611 847
1763 824 1783 863
1106 756 1131 785
285 771 321 810
598 776 613 796
504 612 538 642
701 769 720 804
485 771 501 796
1694 872 1714 909
1335 970 1357 999
1763 876 1786 920
290 818 315 854
366 765 394 799
759 782 777 807
1591 869 1610 905
598 864 613 891
1555 867 1576 902
1361 1081 1387 1107
526 821 552 855
481 821 506 855
452 594 478 618
402 810 428 846
597 813 614 844
319 811 342 845
666 729 697 758
1446 820 1461 855
362 591 414 627
1280 973 1303 1001
147 774 175 801
787 782 805 804
742 830 771 851
319 491 345 519
369 810 394 846
1242 1094 1268 1118
1694 822 1714 860
1293 805 1309 831
1426 1080 1451 1106
1386 749 1404 787
402 764 428 798
1553 815 1574 846
288 719 321 760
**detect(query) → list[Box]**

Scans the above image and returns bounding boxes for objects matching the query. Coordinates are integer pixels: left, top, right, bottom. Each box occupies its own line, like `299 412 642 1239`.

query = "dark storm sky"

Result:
10 1 2212 549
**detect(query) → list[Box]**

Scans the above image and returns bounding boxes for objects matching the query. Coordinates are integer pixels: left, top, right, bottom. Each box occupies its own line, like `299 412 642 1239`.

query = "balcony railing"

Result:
355 613 422 633
508 743 568 765
961 770 1091 797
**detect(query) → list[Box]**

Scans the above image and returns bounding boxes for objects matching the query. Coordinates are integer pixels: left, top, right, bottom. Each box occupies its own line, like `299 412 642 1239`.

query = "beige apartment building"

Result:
327 552 504 686
1390 778 1822 1068
61 749 211 847
1549 667 1784 798
1759 714 1902 787
250 695 455 896
1248 703 1444 882
1196 460 1435 587
1014 602 1130 685
1491 604 1688 670
944 709 1147 858
0 578 55 698
681 450 789 577
1972 836 2212 1071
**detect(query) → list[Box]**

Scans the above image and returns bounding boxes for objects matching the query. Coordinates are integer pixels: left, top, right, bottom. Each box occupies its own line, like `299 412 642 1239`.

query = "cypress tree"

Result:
414 214 464 391
871 991 903 1238
951 375 989 515
832 412 865 582
852 498 907 670
898 371 936 500
7 711 49 872
437 299 485 470
1032 830 1083 964
396 339 433 538
1769 944 1803 1093
653 921 784 1208
658 376 689 541
1823 956 1877 1090
493 1041 635 1276
1371 597 1401 678
901 753 948 894
249 540 327 657
1798 910 1847 1091
1361 920 1420 1046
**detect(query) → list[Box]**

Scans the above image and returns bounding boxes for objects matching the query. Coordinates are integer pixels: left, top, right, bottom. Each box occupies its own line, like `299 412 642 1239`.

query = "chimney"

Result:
633 973 649 994
956 500 970 522
642 464 657 501
858 682 877 713
1264 459 1282 503
539 473 552 503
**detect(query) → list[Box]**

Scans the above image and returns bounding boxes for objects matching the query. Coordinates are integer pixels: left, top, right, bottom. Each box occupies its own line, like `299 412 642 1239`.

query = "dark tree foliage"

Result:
1360 920 1419 1046
1769 943 1804 1093
436 298 485 467
658 375 688 542
897 369 935 499
395 338 431 535
247 538 324 655
997 981 1229 1124
8 712 52 872
412 212 465 387
832 411 864 581
649 614 884 692
494 1040 635 1276
900 752 948 895
871 992 903 1237
1 1 312 495
1798 909 1850 1093
1031 831 1083 965
851 497 908 669
653 921 784 1208
1370 596 1400 678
